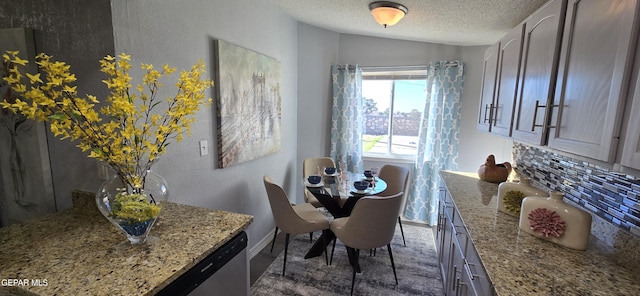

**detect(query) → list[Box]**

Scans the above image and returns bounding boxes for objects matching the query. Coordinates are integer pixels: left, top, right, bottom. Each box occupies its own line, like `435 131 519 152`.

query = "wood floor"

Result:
250 230 324 286
250 230 289 286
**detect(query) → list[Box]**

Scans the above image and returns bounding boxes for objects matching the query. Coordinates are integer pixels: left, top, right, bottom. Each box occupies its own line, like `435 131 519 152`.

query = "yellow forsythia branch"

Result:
1 51 213 190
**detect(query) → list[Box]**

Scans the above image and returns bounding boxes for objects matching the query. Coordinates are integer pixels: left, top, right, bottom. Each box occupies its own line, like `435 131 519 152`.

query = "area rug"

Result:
251 224 444 296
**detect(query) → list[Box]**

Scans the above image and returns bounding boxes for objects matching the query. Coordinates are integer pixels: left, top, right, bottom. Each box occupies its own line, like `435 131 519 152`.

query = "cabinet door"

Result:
477 42 501 131
458 261 479 296
491 25 525 137
512 0 567 145
439 204 454 293
451 209 468 254
436 188 446 249
621 45 640 169
465 242 495 295
549 0 638 161
449 237 467 296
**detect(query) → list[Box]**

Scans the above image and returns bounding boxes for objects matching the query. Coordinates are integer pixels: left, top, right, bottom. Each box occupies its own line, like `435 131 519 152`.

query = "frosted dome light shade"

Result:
371 7 405 27
369 1 408 28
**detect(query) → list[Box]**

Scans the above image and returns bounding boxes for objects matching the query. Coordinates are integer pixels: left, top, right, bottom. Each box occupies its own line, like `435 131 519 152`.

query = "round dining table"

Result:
303 172 387 214
302 172 388 266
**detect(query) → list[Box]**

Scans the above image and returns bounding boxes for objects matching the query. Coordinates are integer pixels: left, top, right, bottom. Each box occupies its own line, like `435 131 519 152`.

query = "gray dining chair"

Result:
377 164 410 246
329 192 404 295
263 175 330 276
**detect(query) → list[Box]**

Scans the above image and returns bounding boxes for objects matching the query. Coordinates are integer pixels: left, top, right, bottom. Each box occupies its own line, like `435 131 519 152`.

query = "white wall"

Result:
110 0 299 255
338 34 463 66
295 23 340 203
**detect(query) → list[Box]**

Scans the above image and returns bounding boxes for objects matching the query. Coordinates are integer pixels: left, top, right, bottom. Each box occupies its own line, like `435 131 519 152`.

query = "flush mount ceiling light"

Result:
369 1 408 28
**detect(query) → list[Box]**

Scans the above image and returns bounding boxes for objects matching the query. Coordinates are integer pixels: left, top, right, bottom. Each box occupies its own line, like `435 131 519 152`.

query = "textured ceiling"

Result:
270 0 549 46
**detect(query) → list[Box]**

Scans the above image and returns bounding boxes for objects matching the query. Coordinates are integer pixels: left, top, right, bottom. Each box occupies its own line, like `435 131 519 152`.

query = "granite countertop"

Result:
440 171 640 296
0 193 253 296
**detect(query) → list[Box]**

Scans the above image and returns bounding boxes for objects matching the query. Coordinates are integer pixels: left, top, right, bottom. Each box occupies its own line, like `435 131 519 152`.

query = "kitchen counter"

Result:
0 191 253 296
440 171 640 295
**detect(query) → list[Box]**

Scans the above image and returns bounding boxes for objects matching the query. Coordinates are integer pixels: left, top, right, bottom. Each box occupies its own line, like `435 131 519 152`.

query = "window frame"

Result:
361 66 428 160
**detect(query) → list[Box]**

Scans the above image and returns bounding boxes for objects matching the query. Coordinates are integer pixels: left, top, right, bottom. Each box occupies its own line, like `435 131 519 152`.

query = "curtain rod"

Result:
335 61 461 70
334 65 425 70
334 65 358 69
361 65 428 71
361 61 461 71
436 61 461 67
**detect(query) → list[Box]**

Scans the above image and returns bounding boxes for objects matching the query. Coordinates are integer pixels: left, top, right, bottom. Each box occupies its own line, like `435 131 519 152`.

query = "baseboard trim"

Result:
249 228 278 259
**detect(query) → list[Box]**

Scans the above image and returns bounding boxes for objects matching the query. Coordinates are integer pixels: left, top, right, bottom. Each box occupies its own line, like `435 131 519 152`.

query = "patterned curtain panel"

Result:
404 61 465 225
330 65 364 173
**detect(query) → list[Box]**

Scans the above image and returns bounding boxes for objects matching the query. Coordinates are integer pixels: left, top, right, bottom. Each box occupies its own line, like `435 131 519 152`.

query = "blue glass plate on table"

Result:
304 180 324 187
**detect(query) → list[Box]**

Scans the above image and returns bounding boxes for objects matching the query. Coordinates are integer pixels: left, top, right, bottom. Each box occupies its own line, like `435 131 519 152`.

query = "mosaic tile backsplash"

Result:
512 142 640 248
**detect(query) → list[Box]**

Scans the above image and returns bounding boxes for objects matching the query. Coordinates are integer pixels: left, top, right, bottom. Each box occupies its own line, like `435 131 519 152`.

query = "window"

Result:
362 67 427 158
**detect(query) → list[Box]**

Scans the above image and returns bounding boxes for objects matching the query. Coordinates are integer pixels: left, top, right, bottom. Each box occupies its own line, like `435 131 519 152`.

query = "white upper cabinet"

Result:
478 0 640 165
491 25 525 137
477 42 500 132
620 38 640 170
548 0 639 162
512 0 567 145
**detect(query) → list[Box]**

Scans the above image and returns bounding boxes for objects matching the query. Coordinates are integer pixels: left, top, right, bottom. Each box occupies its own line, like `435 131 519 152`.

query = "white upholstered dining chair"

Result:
377 164 410 246
303 157 336 207
263 175 330 276
329 192 404 296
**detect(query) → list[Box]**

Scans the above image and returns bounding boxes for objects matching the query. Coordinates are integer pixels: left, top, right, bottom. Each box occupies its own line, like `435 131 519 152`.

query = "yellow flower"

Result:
63 85 77 93
11 56 28 65
1 51 213 191
26 73 42 83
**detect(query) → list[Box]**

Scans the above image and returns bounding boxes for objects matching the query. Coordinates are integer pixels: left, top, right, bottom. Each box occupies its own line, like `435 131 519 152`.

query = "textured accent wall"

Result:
513 142 640 239
0 0 115 211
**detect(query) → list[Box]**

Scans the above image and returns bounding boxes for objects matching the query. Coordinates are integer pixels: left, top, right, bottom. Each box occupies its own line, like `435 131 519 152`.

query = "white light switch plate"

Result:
199 140 208 156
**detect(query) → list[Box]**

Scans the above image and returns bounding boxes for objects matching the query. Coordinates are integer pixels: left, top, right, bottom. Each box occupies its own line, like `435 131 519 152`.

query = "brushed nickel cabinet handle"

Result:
451 265 459 291
454 277 461 296
464 259 477 280
483 103 497 124
531 100 559 131
458 280 467 296
531 100 544 131
453 225 465 236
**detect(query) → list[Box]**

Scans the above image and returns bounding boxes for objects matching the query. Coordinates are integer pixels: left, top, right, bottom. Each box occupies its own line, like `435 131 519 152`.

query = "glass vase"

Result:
95 169 169 244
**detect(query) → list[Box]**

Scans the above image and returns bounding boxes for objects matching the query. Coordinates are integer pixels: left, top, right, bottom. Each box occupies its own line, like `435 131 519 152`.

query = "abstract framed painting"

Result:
214 39 282 168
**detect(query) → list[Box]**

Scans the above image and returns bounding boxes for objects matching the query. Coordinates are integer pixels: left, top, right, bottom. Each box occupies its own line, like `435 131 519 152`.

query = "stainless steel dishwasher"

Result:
157 231 249 296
